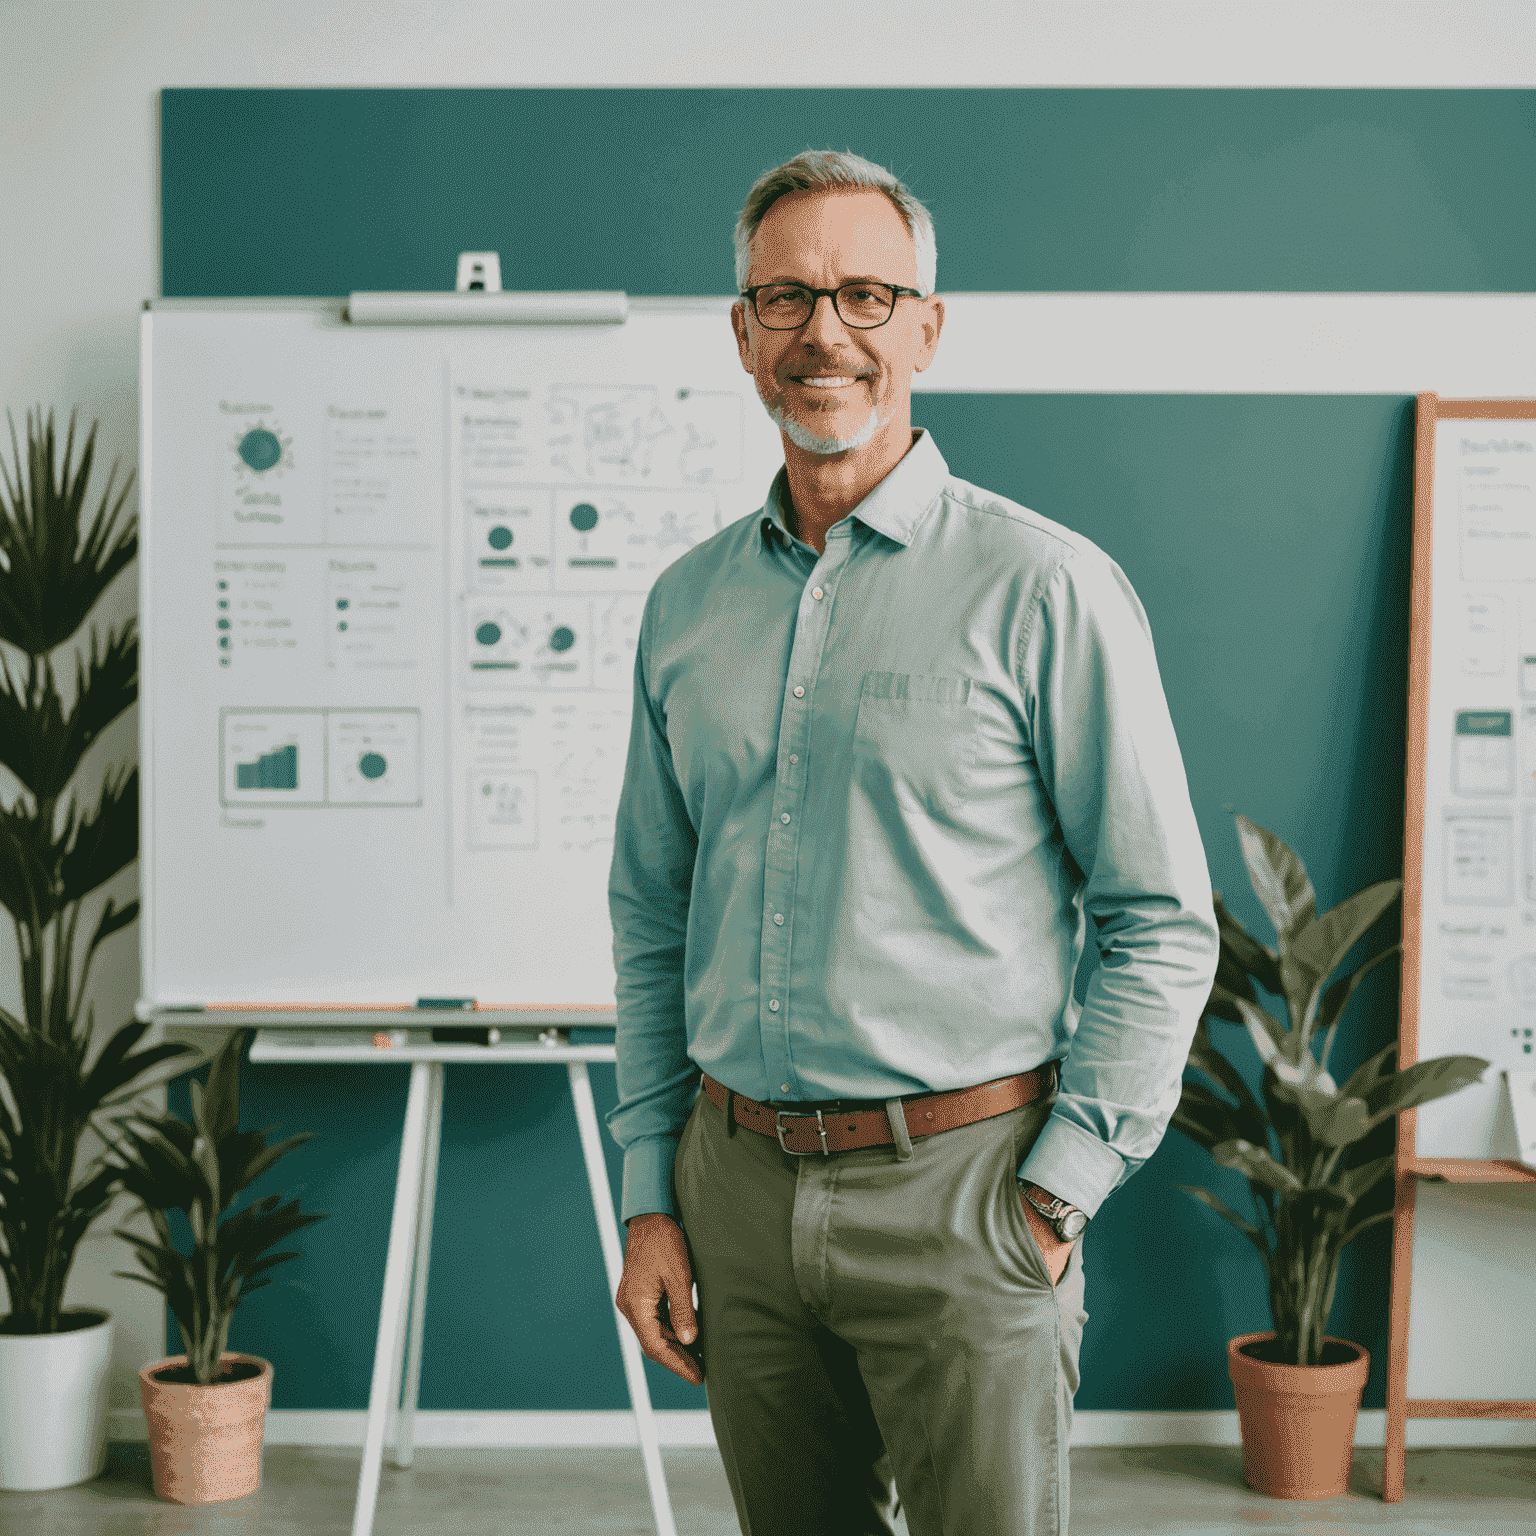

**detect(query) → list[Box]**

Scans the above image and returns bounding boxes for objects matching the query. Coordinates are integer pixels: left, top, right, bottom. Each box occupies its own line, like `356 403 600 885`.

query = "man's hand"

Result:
616 1213 704 1387
1020 1186 1076 1287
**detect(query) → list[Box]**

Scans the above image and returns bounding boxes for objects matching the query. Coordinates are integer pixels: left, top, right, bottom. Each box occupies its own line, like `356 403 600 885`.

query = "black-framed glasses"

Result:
741 281 925 330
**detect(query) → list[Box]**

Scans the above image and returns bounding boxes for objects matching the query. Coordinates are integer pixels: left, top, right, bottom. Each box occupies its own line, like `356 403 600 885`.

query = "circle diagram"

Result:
569 502 599 532
549 625 576 653
476 621 503 646
487 525 514 550
238 428 283 472
358 752 388 781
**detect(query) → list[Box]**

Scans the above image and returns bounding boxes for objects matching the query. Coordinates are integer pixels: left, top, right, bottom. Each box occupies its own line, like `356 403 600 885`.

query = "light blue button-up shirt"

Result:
606 429 1218 1224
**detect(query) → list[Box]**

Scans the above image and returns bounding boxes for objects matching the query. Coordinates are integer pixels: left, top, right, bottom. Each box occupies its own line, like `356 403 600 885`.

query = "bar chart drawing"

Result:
235 741 299 790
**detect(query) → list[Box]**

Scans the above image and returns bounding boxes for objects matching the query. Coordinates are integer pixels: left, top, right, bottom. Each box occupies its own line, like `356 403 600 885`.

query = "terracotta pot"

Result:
1227 1330 1369 1499
138 1351 272 1504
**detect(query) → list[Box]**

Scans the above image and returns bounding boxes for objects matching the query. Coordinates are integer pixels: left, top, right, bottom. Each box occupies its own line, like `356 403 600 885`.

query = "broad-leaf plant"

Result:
102 1028 330 1384
1172 814 1489 1367
0 407 200 1334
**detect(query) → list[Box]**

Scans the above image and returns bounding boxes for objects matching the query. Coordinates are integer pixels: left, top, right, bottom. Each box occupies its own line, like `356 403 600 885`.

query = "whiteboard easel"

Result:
1387 393 1536 1502
244 1025 678 1536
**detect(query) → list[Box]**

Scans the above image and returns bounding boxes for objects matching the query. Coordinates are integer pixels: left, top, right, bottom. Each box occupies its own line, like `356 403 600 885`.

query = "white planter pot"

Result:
0 1307 114 1490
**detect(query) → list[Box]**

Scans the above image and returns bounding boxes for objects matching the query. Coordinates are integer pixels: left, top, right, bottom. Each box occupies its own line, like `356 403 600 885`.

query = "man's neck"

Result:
781 423 918 555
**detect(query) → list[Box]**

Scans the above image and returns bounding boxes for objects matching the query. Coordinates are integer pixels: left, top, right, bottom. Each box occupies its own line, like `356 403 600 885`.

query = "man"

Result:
607 150 1218 1536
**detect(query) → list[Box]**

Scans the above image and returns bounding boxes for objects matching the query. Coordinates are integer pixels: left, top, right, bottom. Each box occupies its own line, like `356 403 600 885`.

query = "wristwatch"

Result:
1020 1182 1088 1241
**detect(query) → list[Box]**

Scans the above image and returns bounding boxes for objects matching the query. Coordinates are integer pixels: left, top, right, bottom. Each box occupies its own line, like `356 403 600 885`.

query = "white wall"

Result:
2 0 1534 1424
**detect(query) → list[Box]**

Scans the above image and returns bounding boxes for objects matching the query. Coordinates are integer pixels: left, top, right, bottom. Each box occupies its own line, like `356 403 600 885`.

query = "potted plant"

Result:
1172 813 1489 1500
0 407 202 1491
100 1026 330 1504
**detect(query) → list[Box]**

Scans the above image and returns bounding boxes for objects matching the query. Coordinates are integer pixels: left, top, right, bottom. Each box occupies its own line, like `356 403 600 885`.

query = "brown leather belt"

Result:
701 1060 1060 1157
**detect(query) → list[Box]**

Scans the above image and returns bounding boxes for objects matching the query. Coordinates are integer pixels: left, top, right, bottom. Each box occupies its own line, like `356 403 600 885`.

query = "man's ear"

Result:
731 301 754 374
913 295 944 373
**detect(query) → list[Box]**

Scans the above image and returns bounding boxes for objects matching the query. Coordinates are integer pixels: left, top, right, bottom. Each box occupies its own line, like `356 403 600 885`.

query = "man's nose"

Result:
798 291 853 346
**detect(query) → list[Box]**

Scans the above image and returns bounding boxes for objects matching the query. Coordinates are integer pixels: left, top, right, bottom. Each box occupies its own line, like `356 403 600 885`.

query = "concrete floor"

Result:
0 1443 1529 1535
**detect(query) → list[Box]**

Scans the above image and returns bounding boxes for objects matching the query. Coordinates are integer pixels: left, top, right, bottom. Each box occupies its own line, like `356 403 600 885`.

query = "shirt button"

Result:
793 685 804 698
781 1083 791 1093
774 913 784 925
812 586 824 600
789 754 799 764
769 999 780 1011
781 812 791 824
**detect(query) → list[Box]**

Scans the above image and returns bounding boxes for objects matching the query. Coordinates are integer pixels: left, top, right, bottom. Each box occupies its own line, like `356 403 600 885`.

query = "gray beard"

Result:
763 396 884 456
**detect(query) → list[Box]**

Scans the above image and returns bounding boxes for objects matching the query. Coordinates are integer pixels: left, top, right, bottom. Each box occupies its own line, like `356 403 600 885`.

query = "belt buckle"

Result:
775 1108 830 1156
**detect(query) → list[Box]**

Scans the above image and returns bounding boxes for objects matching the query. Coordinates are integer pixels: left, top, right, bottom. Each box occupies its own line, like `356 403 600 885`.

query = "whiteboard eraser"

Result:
345 291 628 325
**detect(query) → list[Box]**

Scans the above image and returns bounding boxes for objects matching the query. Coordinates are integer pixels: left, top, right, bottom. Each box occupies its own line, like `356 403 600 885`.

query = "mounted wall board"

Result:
137 297 783 1020
1402 394 1536 1159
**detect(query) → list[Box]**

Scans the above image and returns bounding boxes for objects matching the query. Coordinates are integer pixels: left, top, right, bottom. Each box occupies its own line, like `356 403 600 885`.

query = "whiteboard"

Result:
1407 397 1536 1156
138 298 783 1013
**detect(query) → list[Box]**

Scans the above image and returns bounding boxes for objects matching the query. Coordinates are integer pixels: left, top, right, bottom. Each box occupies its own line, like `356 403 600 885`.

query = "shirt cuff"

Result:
621 1135 683 1224
1016 1112 1127 1222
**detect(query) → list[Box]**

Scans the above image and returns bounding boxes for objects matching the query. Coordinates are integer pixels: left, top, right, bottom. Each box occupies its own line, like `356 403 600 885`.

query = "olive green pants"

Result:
672 1076 1090 1536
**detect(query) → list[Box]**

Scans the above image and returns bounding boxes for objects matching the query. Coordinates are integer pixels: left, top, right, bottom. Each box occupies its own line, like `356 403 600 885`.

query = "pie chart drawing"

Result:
549 625 576 653
358 752 388 781
569 502 599 532
487 525 514 550
238 428 283 473
476 621 503 646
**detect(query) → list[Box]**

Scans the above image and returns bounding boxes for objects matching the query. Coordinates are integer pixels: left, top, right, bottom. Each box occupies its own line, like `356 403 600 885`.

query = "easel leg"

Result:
352 1061 437 1536
393 1061 445 1469
567 1060 679 1536
1382 1168 1417 1502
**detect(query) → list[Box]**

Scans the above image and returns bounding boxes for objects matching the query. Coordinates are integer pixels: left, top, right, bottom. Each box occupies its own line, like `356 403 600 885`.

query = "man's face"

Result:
731 187 943 457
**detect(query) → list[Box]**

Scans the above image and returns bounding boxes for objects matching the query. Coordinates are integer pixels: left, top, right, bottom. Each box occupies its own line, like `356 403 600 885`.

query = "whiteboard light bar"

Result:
346 290 628 325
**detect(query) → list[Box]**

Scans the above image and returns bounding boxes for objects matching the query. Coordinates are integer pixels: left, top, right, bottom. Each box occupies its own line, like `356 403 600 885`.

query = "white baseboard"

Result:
105 1407 1536 1450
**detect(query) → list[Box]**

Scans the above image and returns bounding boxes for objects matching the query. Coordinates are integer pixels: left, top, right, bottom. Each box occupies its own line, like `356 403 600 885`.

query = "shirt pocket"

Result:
851 671 980 807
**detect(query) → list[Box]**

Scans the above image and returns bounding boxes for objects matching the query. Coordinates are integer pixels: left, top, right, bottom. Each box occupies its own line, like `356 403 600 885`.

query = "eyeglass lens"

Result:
754 283 897 329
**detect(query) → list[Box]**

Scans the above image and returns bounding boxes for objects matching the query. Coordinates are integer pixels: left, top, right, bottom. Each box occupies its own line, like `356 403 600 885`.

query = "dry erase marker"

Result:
373 1030 409 1048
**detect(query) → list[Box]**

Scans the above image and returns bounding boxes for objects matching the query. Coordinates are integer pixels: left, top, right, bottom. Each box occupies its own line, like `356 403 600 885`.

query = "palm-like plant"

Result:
1172 814 1489 1367
0 407 199 1334
102 1028 330 1385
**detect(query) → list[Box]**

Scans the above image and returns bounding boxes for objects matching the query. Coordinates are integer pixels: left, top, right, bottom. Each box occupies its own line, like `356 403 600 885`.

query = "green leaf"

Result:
1186 1017 1268 1129
1212 890 1282 996
0 408 138 657
1234 814 1317 948
1364 1055 1490 1124
1269 1081 1372 1148
1232 995 1289 1067
199 1030 247 1150
1284 879 1402 1035
1335 1039 1400 1106
75 1018 196 1118
1212 1137 1304 1194
1176 1183 1272 1259
56 765 138 906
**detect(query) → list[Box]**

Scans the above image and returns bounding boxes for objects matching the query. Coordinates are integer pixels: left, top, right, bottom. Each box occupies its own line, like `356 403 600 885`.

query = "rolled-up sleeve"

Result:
1014 550 1219 1219
604 595 701 1223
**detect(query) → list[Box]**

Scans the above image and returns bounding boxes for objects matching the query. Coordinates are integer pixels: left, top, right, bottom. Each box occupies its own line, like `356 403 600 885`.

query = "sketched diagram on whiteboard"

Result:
219 707 422 808
223 404 298 538
1457 432 1536 582
456 381 744 487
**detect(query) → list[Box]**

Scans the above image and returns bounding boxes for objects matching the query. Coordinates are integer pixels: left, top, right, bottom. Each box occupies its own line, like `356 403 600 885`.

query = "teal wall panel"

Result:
160 87 1454 1415
168 387 1413 1414
161 88 1536 296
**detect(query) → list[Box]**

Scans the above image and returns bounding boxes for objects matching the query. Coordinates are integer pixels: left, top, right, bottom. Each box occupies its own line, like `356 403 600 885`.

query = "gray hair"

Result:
733 150 937 297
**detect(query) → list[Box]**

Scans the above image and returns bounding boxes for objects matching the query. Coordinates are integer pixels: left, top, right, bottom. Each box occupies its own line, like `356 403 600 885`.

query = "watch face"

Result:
1061 1209 1088 1239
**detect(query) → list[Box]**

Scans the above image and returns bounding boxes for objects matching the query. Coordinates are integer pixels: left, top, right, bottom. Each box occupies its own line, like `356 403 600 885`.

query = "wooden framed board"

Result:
1386 393 1536 1501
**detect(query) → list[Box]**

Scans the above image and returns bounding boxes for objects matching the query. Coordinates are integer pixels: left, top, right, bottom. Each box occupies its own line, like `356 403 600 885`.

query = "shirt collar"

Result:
759 429 950 551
